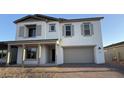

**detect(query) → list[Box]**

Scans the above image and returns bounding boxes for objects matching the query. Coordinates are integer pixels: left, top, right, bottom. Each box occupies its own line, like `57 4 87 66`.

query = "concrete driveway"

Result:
0 63 124 78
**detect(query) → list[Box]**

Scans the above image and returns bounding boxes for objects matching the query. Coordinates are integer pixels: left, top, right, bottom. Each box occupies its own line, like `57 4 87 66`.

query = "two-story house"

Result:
0 14 105 66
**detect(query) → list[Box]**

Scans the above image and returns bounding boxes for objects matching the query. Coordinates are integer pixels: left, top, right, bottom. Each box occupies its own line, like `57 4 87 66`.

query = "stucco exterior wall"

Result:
117 46 124 60
59 21 105 64
16 19 105 65
105 44 124 63
46 21 60 39
16 21 59 40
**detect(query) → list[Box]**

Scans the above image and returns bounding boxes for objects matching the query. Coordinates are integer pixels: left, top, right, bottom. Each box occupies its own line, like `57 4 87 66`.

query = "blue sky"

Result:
0 14 124 46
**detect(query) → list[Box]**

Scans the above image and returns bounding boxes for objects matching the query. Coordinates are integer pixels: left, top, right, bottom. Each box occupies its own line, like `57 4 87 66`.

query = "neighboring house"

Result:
104 41 124 64
0 14 105 65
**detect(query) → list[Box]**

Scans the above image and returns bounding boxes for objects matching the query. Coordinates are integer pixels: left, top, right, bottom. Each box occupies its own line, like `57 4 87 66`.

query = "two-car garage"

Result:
63 46 94 63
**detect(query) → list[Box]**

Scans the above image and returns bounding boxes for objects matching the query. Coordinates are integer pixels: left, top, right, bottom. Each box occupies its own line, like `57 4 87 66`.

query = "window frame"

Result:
26 25 36 38
28 27 36 37
64 24 72 37
49 24 56 32
0 50 2 59
2 50 7 58
25 47 37 60
0 50 7 59
83 23 92 36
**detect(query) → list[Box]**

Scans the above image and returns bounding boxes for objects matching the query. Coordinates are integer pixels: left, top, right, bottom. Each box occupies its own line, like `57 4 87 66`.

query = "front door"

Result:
49 48 55 63
52 49 55 62
10 47 18 64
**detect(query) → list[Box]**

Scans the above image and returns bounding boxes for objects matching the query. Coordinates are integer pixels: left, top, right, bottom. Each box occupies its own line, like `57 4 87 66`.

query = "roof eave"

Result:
104 41 124 48
34 14 60 21
13 15 32 24
14 15 104 24
60 17 104 22
14 15 47 24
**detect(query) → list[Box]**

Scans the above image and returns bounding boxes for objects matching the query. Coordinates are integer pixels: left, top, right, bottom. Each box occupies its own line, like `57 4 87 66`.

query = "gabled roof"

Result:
14 15 48 23
14 14 104 24
34 14 61 21
104 41 124 49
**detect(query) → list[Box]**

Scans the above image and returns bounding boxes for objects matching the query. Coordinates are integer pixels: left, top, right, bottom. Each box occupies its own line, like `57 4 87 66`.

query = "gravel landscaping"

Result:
0 64 124 78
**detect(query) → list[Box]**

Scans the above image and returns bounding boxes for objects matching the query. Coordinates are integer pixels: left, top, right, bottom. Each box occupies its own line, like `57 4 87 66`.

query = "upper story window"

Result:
26 25 36 37
49 24 56 32
62 24 74 37
81 23 94 36
18 25 42 38
84 23 91 36
65 24 72 36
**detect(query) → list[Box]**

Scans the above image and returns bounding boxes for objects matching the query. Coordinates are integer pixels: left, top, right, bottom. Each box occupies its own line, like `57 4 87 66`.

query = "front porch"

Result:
6 39 60 66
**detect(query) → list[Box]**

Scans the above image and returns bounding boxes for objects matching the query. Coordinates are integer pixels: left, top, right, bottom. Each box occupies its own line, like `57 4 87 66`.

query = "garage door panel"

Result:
64 47 94 63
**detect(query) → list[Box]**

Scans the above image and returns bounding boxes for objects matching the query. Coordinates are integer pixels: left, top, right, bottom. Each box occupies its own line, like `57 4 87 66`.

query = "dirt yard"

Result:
0 64 124 78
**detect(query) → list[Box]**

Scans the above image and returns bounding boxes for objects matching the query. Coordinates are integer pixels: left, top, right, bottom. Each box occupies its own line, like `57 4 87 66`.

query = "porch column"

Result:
55 44 64 65
37 44 41 65
22 44 26 66
7 45 11 65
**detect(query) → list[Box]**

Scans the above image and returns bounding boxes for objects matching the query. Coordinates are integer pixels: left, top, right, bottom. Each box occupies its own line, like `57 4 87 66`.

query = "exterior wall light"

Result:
56 40 60 45
98 47 101 50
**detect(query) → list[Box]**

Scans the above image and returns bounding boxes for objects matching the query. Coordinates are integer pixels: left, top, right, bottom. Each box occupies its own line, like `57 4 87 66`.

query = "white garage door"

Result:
64 46 94 63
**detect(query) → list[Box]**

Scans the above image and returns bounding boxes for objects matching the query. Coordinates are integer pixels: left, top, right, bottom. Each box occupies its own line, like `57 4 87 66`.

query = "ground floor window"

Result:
0 50 2 58
0 50 7 59
2 50 7 58
26 47 37 59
